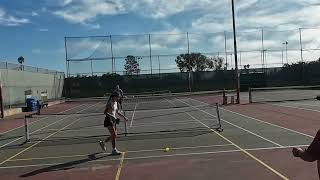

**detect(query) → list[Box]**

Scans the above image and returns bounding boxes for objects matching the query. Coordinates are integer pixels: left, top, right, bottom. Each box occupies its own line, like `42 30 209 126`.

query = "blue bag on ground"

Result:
26 97 39 112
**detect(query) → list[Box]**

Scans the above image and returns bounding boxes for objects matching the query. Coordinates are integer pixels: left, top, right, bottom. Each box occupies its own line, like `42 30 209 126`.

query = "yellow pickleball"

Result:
165 147 170 152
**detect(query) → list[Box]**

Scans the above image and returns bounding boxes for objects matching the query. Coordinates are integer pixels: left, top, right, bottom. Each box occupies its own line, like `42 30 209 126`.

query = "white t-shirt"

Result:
107 100 118 119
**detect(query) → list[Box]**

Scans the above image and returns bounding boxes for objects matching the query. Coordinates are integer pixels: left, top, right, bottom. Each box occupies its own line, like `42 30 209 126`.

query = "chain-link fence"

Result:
65 71 236 98
65 28 320 76
64 28 320 97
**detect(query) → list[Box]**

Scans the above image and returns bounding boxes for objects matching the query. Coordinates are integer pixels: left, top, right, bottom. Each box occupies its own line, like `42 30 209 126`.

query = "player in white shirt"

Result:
99 91 128 155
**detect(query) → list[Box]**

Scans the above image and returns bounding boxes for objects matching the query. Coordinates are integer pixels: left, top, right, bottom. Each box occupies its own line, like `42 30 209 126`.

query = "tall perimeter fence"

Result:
0 61 65 117
65 27 320 76
64 27 320 97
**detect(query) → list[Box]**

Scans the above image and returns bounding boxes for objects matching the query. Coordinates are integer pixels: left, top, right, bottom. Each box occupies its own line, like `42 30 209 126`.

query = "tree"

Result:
124 55 140 75
175 53 215 72
244 64 250 74
211 56 224 71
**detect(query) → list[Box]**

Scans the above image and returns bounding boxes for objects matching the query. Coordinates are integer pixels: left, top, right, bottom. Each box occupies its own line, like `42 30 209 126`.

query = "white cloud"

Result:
62 0 320 67
53 0 125 24
191 18 231 33
66 37 111 59
39 28 49 32
41 7 48 12
0 8 30 26
236 0 259 11
84 23 101 30
32 49 42 54
52 0 225 24
61 0 72 6
31 11 39 16
127 0 224 19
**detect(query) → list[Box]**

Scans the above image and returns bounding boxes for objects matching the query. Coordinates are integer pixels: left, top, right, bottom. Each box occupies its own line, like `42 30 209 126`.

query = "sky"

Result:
1 0 320 75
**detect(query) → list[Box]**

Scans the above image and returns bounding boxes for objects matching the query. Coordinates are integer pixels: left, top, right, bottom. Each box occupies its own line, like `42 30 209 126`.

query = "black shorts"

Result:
104 116 114 127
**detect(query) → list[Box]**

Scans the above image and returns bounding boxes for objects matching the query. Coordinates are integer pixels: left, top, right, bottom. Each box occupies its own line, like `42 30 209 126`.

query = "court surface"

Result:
0 94 319 180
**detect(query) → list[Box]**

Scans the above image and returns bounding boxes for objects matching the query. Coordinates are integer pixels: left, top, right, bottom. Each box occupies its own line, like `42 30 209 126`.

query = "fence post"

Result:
0 72 4 118
249 88 252 103
109 35 115 74
24 115 30 142
224 31 227 69
149 34 152 75
187 32 190 54
299 28 304 84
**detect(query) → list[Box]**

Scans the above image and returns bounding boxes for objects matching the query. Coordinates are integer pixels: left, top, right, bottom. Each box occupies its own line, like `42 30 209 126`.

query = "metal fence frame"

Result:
65 27 320 77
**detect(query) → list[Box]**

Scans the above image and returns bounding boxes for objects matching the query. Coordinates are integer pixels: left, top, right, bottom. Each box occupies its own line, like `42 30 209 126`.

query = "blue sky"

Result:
1 0 320 75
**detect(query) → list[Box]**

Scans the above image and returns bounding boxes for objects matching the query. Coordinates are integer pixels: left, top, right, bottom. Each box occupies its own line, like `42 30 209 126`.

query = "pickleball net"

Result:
249 85 320 103
21 90 227 144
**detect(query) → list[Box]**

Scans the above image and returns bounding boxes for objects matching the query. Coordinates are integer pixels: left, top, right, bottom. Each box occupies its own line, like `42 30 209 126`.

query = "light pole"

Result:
285 41 288 64
282 42 285 65
231 0 240 104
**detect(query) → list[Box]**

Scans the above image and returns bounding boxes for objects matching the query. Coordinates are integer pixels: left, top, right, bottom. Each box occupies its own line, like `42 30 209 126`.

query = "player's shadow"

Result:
20 152 114 177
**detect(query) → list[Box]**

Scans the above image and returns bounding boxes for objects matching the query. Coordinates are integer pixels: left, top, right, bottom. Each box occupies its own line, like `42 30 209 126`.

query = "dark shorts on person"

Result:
104 116 114 127
306 130 320 160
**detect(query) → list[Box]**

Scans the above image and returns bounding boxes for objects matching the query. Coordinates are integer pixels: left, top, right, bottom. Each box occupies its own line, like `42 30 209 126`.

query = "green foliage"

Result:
266 59 320 86
211 57 224 71
64 58 320 98
175 53 217 72
124 55 140 75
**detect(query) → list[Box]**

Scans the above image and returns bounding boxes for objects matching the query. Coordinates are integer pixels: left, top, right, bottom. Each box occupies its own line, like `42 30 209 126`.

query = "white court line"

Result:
0 102 102 166
125 105 206 113
272 98 320 108
38 119 212 132
182 110 289 180
128 144 233 153
8 144 233 162
130 120 211 128
40 119 215 132
132 118 214 126
177 98 283 147
119 144 307 162
0 144 309 169
291 102 320 107
0 104 87 136
189 97 315 139
37 127 106 132
0 117 84 166
129 103 138 127
165 98 176 107
268 103 320 113
221 108 315 139
169 98 289 179
0 103 101 149
39 121 200 132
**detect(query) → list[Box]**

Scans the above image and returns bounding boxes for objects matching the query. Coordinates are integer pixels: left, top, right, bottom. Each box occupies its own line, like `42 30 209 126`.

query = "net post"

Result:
123 110 128 136
248 88 252 103
24 115 30 143
124 121 128 136
215 103 223 132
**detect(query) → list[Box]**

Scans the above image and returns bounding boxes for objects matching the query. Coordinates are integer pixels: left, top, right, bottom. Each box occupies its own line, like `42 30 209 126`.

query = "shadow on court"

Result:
20 152 112 177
